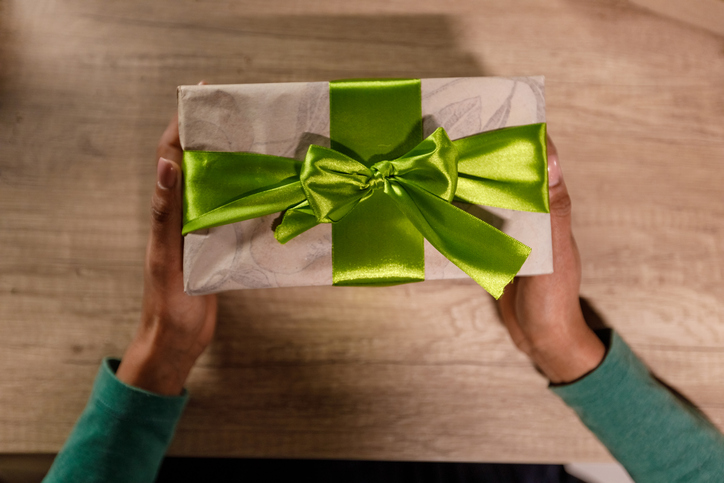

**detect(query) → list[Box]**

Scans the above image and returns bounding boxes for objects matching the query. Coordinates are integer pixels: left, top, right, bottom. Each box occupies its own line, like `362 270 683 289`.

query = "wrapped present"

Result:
178 77 552 298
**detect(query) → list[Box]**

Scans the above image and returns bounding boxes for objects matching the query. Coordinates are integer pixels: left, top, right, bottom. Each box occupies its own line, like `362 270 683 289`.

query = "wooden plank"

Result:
1 0 723 462
630 0 724 37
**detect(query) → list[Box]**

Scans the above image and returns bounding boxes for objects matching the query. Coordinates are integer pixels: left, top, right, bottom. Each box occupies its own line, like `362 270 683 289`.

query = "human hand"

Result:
116 112 218 396
498 135 605 384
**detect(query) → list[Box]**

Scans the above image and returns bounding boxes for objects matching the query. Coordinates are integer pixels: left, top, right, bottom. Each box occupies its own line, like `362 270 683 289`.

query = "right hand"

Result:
497 134 605 384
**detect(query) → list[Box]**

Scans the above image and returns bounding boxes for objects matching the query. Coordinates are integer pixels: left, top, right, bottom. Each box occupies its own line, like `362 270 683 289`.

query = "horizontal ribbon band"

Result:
182 122 549 298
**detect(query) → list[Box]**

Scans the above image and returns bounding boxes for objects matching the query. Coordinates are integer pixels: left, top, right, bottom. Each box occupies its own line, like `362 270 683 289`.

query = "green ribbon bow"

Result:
182 79 549 298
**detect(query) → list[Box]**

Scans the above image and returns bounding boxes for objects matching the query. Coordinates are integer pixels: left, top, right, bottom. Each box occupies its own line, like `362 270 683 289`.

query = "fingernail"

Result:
198 80 207 85
157 157 177 190
548 151 562 187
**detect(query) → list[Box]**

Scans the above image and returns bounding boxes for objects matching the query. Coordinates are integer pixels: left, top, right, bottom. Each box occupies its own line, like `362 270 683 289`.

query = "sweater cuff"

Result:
93 358 189 423
549 328 649 402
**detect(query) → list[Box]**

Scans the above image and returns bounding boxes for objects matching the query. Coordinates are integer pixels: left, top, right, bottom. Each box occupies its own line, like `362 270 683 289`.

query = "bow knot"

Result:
365 161 396 191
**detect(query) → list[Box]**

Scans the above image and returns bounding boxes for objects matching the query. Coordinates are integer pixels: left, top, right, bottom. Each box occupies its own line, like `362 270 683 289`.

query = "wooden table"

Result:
2 0 724 466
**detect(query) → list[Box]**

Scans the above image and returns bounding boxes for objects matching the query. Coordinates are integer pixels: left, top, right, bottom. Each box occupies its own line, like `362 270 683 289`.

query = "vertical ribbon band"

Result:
329 79 425 286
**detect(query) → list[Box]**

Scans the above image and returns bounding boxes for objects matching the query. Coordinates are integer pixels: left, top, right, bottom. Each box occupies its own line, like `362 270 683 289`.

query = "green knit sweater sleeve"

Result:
43 358 188 483
551 329 724 482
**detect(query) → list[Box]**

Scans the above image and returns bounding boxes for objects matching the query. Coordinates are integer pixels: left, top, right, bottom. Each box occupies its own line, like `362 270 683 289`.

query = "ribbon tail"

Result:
182 179 306 235
387 180 531 299
274 200 321 244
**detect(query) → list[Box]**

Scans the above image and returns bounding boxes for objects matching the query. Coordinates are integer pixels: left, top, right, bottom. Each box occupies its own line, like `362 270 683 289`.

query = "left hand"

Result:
116 113 218 396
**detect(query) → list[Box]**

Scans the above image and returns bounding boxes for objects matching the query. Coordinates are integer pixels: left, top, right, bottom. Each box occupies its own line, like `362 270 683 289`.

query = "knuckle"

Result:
146 253 170 281
550 192 572 218
150 194 172 225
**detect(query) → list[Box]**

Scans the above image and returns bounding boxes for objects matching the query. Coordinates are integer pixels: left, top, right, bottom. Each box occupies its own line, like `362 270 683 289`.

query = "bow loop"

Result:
300 144 372 223
388 127 458 202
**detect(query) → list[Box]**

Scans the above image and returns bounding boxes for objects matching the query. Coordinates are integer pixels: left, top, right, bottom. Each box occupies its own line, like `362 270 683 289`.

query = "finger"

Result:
497 280 534 354
200 294 218 343
497 277 518 325
546 134 575 265
148 157 183 278
156 114 182 164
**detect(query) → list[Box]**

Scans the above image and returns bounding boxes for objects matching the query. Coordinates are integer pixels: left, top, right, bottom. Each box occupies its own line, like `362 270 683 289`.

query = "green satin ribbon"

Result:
328 79 425 286
182 121 549 298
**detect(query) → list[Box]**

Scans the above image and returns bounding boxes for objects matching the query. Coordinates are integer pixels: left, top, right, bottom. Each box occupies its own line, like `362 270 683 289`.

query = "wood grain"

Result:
1 0 724 463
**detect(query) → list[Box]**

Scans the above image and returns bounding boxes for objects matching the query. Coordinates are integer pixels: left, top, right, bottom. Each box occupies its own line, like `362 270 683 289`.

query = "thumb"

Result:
148 157 183 276
547 135 573 240
545 134 582 290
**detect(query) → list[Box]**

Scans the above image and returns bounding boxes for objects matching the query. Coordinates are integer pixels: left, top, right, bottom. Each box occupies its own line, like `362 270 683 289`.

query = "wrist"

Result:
528 319 606 384
116 333 196 396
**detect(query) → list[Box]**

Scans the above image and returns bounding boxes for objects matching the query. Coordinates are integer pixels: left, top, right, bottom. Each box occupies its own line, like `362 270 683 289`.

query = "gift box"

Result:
178 77 552 297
